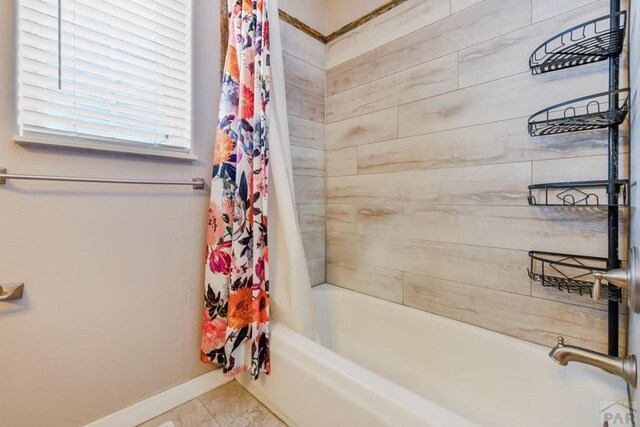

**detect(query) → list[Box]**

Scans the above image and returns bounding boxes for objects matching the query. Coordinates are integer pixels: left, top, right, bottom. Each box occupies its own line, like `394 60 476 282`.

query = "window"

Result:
16 0 192 156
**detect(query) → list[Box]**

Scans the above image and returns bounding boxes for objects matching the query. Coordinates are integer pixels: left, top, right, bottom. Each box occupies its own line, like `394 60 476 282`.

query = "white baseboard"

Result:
85 369 231 427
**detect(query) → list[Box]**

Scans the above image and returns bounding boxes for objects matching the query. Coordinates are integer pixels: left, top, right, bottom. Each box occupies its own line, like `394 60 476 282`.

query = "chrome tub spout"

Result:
549 337 637 387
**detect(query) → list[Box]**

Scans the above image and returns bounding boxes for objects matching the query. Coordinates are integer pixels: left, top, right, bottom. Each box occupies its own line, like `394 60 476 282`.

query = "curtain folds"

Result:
201 0 271 380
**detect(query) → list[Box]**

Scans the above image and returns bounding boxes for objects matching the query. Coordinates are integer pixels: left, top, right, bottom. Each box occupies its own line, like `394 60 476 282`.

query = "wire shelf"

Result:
528 89 629 137
528 179 628 207
529 11 627 75
528 251 621 302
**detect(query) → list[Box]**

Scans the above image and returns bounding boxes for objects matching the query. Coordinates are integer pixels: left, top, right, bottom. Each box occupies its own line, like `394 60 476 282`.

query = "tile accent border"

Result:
278 9 327 43
219 0 410 49
324 0 410 43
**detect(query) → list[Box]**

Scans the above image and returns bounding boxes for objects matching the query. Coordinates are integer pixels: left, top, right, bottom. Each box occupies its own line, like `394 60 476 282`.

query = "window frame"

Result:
13 0 196 161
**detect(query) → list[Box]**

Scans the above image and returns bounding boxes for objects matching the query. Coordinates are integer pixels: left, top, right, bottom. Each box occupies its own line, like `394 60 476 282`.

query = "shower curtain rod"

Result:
0 168 206 190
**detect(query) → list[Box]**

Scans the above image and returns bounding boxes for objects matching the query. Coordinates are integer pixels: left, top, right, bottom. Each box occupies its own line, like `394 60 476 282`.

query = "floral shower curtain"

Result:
201 0 271 379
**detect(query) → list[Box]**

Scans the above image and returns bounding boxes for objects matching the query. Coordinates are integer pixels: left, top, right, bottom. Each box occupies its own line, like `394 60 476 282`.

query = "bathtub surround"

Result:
325 0 451 69
228 1 416 287
264 1 318 346
325 0 630 352
323 0 413 43
325 0 396 34
282 22 327 286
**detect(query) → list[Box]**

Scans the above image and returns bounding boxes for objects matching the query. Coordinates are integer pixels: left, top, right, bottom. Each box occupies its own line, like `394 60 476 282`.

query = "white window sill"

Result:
14 134 199 162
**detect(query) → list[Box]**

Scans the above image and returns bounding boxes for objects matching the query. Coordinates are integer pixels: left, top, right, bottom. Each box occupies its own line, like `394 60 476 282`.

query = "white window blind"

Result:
16 0 192 152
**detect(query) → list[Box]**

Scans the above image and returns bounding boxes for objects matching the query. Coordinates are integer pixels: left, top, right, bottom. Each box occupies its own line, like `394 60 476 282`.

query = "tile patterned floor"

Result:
138 381 287 427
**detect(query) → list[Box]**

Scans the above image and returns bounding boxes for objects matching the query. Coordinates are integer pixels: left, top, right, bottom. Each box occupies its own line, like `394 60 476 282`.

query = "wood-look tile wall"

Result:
325 0 630 352
281 21 326 285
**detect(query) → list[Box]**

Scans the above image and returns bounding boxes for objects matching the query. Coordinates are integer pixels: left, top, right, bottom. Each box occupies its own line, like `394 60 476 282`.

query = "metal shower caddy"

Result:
526 2 628 356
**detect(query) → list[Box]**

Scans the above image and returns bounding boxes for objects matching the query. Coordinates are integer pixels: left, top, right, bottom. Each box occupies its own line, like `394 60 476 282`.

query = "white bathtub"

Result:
239 284 628 426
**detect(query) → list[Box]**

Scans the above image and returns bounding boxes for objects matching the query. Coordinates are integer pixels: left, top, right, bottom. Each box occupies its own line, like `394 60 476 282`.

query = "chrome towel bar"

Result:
0 168 206 190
